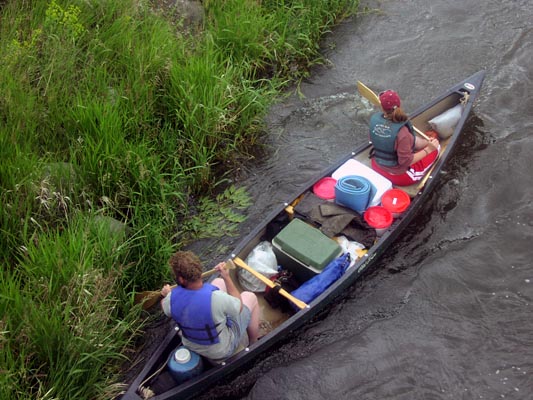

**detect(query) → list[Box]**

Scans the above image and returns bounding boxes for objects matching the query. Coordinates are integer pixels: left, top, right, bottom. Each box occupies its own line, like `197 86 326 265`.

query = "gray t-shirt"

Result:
162 288 248 360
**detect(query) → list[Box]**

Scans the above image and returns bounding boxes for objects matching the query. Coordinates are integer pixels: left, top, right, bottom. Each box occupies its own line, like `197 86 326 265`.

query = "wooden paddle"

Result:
134 261 235 310
232 257 309 310
415 146 446 192
356 81 430 141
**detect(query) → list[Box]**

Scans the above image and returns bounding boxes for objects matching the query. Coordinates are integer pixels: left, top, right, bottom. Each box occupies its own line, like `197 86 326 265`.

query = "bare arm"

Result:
215 262 243 311
160 284 172 316
412 137 439 163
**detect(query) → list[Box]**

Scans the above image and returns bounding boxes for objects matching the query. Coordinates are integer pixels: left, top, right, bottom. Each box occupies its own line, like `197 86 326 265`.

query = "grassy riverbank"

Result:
0 0 358 398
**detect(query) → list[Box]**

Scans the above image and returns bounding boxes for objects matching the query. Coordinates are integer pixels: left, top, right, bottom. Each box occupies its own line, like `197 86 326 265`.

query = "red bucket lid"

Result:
313 177 337 200
381 189 410 213
364 206 393 229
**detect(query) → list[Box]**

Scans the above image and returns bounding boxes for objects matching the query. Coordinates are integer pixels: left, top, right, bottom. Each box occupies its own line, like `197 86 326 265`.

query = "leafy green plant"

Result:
183 185 252 241
45 0 86 40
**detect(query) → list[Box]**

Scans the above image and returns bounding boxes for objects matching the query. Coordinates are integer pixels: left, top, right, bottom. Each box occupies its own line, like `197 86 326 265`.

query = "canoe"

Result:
121 70 485 400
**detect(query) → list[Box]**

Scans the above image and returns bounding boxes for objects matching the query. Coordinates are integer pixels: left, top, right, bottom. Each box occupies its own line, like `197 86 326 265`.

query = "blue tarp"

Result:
291 253 351 311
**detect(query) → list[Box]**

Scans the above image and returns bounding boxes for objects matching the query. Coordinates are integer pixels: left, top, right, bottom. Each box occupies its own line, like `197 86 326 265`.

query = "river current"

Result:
197 0 533 399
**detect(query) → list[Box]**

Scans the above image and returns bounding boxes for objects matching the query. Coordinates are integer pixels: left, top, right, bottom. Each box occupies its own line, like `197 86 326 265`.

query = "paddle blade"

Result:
357 81 380 107
135 290 162 310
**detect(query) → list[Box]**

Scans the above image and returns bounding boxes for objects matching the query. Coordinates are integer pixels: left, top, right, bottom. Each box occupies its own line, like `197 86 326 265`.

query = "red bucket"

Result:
381 189 410 218
313 177 337 200
364 206 393 236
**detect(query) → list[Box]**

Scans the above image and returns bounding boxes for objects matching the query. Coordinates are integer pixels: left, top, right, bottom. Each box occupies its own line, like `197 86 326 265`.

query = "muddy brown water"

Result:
137 0 533 399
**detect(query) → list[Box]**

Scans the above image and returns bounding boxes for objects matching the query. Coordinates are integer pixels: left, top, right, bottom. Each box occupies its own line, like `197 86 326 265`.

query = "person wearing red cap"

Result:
369 90 440 186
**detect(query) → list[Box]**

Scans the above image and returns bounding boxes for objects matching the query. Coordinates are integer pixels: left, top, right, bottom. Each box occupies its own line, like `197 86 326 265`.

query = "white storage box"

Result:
331 159 392 206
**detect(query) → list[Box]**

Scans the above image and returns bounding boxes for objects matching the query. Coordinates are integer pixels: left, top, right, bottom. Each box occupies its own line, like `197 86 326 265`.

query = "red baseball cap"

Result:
379 90 401 112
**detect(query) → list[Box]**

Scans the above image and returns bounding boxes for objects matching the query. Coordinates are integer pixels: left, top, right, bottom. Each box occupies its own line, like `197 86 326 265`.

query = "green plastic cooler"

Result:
272 218 342 281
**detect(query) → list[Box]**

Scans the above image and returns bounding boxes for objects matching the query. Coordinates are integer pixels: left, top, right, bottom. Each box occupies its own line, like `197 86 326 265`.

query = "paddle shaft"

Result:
137 258 309 311
232 257 308 310
357 81 430 141
159 267 220 292
416 146 445 192
135 267 220 309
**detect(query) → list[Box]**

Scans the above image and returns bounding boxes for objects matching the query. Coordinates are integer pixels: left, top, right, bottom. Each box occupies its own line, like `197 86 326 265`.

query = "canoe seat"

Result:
206 334 249 366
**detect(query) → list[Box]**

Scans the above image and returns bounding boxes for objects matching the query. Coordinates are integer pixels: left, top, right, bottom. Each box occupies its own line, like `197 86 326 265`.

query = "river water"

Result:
197 0 533 399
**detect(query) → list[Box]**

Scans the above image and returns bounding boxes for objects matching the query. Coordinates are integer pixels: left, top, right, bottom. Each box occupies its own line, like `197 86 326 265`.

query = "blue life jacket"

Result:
369 113 415 167
170 283 221 345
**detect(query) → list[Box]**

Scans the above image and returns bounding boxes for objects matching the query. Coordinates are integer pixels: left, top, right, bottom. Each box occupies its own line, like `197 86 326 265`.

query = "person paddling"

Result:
369 90 440 186
160 251 260 362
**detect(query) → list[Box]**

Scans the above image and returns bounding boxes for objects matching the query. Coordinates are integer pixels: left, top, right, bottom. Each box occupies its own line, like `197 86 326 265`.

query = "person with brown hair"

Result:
369 90 440 186
160 251 260 362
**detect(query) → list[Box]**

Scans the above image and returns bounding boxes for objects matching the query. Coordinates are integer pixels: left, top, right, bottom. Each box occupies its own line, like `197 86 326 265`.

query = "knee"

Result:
211 278 227 292
241 291 258 309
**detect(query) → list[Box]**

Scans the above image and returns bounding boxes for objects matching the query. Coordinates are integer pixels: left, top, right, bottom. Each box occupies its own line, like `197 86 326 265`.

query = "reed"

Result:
0 0 358 398
1 215 143 398
205 0 358 81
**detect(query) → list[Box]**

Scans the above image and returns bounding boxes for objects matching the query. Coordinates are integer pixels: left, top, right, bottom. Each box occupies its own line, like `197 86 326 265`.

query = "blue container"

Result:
335 175 376 214
167 346 204 384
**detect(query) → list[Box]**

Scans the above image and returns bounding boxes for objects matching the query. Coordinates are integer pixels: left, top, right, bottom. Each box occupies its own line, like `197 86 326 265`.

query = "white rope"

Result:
460 92 470 105
138 360 167 399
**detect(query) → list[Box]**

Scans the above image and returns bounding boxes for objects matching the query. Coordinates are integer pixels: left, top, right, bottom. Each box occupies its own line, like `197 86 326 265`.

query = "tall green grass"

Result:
1 215 141 399
0 0 358 398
